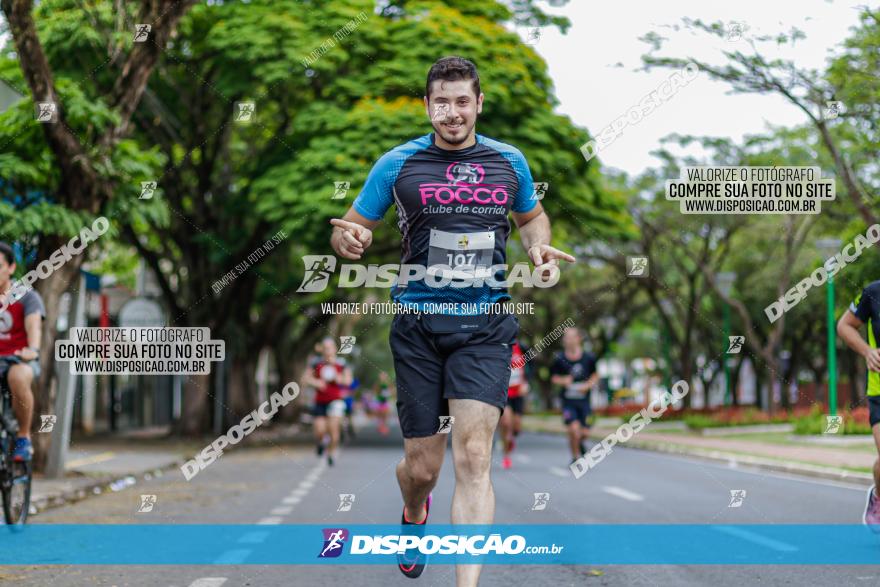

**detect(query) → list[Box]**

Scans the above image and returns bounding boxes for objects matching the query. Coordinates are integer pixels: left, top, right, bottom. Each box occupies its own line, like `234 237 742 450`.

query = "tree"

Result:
0 0 197 467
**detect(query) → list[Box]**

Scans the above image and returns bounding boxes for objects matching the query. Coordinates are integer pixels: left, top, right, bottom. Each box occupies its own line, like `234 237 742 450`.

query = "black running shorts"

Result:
390 312 518 438
869 396 880 428
562 397 592 427
506 396 525 415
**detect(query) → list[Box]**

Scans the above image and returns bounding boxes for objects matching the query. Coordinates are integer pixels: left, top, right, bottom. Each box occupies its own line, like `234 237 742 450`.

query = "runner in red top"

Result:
500 340 528 469
302 337 352 466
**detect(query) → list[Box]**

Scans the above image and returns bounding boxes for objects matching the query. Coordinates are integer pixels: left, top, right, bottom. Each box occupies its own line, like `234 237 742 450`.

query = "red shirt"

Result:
314 361 346 404
508 342 525 398
0 290 43 355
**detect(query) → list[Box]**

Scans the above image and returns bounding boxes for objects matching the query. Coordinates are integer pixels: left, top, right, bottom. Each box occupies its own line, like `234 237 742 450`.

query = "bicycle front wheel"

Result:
3 460 32 525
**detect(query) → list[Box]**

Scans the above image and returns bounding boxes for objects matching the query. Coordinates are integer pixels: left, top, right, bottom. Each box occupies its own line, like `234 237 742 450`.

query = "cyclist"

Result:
0 242 44 462
837 279 880 531
550 327 599 464
329 56 574 584
500 339 527 469
302 337 351 466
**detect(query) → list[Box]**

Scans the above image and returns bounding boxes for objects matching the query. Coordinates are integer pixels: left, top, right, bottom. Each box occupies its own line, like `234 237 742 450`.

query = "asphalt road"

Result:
4 418 879 586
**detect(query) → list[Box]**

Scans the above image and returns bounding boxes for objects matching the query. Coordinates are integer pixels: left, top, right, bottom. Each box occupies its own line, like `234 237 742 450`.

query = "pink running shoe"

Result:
864 486 880 533
502 456 512 470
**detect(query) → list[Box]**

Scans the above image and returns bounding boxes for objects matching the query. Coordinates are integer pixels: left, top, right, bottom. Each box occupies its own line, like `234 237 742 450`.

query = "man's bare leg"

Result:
567 420 581 460
872 424 880 495
397 434 446 522
8 364 33 438
450 398 501 587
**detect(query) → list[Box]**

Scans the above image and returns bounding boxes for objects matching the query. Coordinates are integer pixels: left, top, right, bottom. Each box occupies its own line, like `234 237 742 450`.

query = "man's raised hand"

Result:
330 218 373 260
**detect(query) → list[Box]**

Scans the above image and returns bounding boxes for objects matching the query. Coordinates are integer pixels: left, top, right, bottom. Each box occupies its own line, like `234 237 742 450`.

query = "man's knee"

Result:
406 459 440 486
453 436 492 478
7 365 34 393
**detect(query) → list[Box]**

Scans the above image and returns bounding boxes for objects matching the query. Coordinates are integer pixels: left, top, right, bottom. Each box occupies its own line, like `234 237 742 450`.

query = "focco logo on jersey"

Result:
419 161 510 206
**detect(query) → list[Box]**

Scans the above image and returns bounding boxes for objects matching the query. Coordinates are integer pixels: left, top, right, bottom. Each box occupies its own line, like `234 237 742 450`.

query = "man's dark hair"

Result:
0 242 14 266
425 56 481 100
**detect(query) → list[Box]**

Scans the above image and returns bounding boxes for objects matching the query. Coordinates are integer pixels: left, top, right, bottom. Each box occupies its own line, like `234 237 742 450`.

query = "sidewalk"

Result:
30 424 311 516
522 415 876 486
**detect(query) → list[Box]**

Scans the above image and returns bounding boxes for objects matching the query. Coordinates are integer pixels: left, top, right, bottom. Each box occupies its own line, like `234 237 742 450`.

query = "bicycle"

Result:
0 355 33 524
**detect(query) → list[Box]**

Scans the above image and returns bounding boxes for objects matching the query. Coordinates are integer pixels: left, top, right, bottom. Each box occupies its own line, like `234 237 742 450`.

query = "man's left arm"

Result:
16 313 41 361
512 204 575 281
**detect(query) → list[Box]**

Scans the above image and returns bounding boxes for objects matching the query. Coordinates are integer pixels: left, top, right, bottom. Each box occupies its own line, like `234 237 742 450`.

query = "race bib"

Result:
427 229 494 280
320 364 338 382
509 366 524 386
327 399 347 418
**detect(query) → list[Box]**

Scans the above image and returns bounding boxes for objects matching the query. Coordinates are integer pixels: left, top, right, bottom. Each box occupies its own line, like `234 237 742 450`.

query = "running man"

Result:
550 327 599 464
0 242 45 462
500 339 528 469
302 337 352 467
328 56 574 584
837 279 880 531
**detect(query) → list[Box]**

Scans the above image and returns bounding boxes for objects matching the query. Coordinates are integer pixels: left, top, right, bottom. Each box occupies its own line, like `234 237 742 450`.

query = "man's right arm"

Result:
330 149 397 259
838 285 880 372
330 210 380 260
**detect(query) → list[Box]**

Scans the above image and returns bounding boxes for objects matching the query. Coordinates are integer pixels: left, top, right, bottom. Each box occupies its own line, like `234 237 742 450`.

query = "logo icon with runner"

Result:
627 256 649 277
140 181 157 200
38 415 56 433
823 415 843 434
297 255 337 293
727 336 744 354
531 492 550 511
318 528 349 558
332 182 350 200
337 494 355 512
338 336 356 355
728 489 746 508
133 24 151 42
36 102 57 123
437 416 454 434
137 494 157 513
234 102 256 123
531 182 548 201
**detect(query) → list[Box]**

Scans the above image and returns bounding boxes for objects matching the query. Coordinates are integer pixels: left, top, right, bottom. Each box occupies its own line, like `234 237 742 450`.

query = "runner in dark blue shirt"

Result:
328 57 575 583
550 327 599 464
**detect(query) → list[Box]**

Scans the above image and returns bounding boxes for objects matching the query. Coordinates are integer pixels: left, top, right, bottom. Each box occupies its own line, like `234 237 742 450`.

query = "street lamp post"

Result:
817 238 842 416
716 272 737 406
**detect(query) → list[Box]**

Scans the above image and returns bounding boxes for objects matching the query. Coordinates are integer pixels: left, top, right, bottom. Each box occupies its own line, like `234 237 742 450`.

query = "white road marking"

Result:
282 495 303 505
602 486 644 502
187 579 227 587
237 531 269 544
514 454 531 464
270 506 293 516
713 525 798 552
257 516 283 525
549 467 570 477
291 488 309 497
300 480 315 489
213 549 251 564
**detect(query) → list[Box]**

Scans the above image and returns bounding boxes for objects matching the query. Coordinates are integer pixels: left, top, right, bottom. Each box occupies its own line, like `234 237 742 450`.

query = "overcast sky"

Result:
525 0 869 176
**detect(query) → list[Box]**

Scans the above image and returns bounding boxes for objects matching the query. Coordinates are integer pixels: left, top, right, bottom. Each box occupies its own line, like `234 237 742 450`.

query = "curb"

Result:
31 456 187 516
522 419 874 486
623 439 874 486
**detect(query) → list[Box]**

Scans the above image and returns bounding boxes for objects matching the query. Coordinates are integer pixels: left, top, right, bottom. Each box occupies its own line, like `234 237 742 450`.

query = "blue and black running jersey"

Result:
353 133 537 315
850 280 880 396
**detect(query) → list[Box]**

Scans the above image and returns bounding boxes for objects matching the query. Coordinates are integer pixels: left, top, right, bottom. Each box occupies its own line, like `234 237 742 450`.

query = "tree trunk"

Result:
226 353 257 422
31 245 83 471
177 374 211 436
